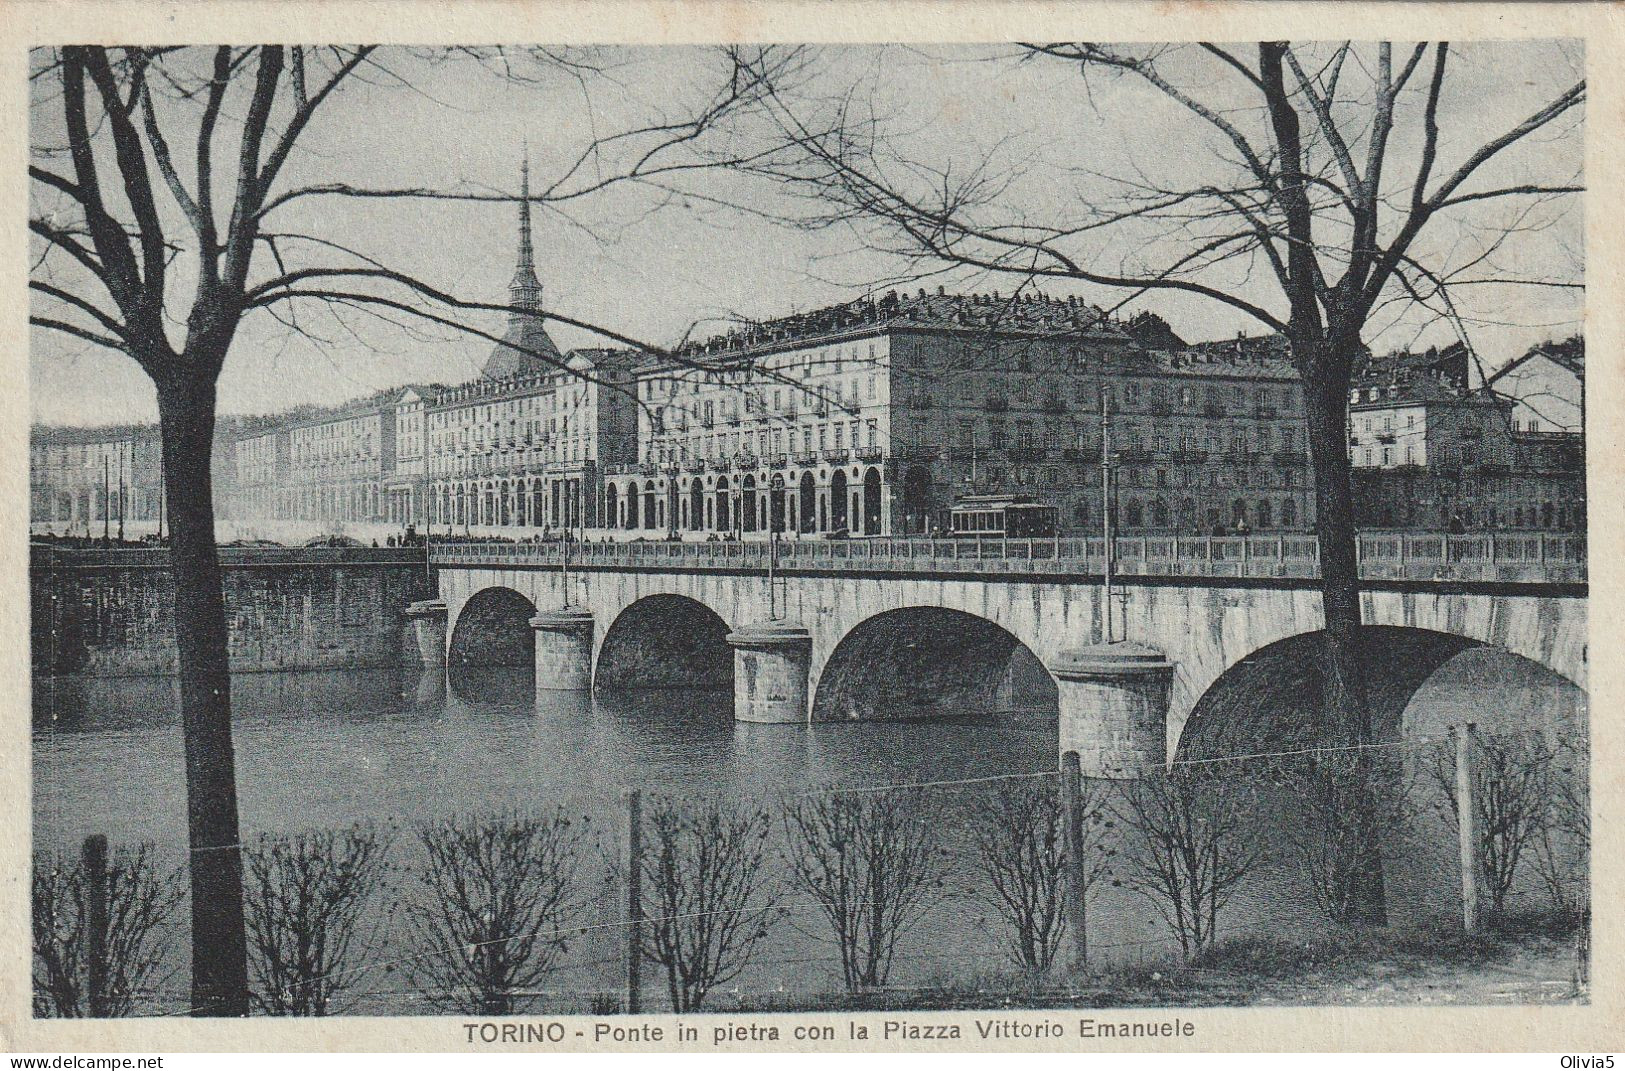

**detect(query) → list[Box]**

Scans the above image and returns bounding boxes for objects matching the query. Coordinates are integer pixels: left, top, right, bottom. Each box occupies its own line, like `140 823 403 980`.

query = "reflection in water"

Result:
33 666 1059 850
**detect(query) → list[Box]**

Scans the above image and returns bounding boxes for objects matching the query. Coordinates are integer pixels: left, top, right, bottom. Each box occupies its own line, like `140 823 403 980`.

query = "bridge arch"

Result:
447 586 536 668
594 593 733 694
812 606 1057 722
1174 625 1585 762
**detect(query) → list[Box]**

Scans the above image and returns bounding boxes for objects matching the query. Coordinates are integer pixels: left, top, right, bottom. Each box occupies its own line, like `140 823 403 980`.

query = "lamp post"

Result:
102 454 110 543
665 460 680 542
117 445 126 543
1101 392 1118 643
767 526 780 620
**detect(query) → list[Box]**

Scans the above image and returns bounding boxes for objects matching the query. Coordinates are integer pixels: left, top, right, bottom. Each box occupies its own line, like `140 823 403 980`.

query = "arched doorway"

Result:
901 467 932 533
741 475 758 533
643 483 658 531
769 473 786 533
798 472 817 533
830 470 849 531
863 467 883 535
690 480 705 533
625 481 640 529
604 483 619 529
715 476 731 533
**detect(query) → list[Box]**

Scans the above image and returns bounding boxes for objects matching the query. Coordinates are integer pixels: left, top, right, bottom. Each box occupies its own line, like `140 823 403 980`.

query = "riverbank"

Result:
734 917 1587 1011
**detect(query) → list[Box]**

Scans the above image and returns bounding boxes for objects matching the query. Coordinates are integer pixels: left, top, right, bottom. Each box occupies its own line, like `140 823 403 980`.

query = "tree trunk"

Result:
155 371 250 1015
1304 350 1388 926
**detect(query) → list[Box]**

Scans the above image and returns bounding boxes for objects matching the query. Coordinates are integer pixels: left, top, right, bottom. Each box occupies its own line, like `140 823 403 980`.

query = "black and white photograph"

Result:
13 4 1611 1053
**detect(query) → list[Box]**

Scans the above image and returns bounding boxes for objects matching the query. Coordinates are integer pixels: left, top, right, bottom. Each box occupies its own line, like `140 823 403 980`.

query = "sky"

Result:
28 42 1585 427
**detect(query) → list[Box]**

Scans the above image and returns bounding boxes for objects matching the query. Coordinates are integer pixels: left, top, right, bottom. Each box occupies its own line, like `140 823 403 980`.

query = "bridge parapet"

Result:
429 531 1585 585
32 545 430 570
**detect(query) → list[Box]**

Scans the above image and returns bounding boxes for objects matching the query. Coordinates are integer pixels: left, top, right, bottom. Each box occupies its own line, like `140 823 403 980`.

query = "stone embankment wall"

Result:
31 547 432 677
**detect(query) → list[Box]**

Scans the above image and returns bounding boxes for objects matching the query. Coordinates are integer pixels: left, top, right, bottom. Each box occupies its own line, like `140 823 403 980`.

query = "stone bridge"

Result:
419 533 1587 775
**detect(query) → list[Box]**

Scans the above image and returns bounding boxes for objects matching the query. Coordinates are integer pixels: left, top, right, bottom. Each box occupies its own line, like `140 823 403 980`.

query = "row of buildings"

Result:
30 165 1586 540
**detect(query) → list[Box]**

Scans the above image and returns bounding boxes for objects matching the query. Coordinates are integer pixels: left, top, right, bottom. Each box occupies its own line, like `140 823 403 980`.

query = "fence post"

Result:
1060 750 1089 973
1574 901 1591 991
1455 723 1483 933
623 789 643 1014
82 834 109 1017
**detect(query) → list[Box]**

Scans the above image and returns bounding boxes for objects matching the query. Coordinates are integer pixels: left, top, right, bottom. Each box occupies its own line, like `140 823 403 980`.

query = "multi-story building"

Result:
605 291 1315 536
31 422 242 534
1347 344 1519 472
30 426 155 533
383 387 434 527
40 153 1578 543
1488 335 1583 434
425 349 638 532
1348 343 1585 531
422 159 639 532
278 390 400 524
230 415 291 522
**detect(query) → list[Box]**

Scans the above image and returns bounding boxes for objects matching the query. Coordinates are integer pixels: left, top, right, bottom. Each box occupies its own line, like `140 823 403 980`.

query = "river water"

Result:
33 667 1062 849
31 656 1583 1013
35 668 1092 1012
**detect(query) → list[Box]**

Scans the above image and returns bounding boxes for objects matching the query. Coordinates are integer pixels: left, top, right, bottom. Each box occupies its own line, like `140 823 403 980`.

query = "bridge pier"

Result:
1049 642 1174 778
726 621 812 723
530 607 595 692
404 599 449 668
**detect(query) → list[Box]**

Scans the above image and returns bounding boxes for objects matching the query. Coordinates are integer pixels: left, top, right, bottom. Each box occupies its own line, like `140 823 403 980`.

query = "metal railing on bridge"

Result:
427 531 1586 585
30 545 430 570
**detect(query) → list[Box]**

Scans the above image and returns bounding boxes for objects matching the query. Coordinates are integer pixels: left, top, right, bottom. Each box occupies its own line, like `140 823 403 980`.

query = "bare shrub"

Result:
966 776 1111 975
243 824 395 1015
1527 729 1590 919
1112 769 1262 960
1432 730 1555 918
1271 749 1419 925
32 841 183 1017
408 811 586 1014
782 787 945 991
640 796 782 1011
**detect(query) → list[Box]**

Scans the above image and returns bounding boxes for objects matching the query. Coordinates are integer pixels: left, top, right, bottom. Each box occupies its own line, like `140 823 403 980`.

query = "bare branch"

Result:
30 314 126 353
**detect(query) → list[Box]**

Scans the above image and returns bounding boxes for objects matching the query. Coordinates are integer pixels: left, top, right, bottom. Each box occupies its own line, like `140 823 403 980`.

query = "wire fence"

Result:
31 728 1589 1019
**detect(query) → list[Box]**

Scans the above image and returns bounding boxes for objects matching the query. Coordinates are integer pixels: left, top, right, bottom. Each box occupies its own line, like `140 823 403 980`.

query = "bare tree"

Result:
408 811 587 1015
782 788 945 992
32 842 184 1018
1112 770 1263 960
29 44 778 1012
1432 730 1556 919
966 776 1110 975
1530 727 1589 920
1272 749 1423 925
639 796 782 1011
724 42 1583 922
242 824 395 1016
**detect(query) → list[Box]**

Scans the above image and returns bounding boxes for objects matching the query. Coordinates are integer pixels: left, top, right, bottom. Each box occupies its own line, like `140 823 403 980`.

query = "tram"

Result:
948 495 1061 538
